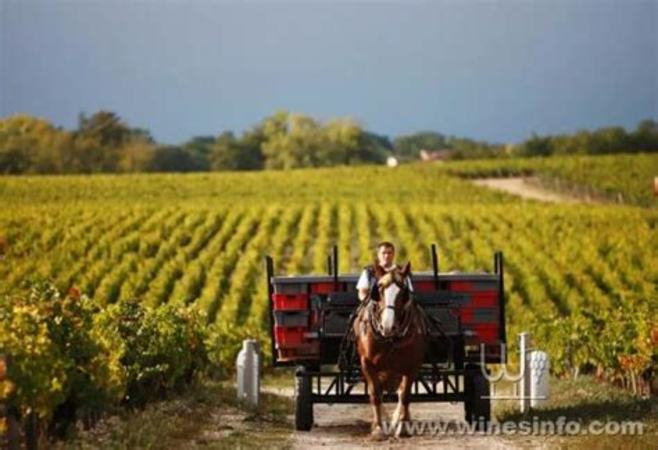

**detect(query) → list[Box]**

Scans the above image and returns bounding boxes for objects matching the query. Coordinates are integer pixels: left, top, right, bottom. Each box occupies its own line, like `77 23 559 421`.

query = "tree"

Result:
321 118 362 165
353 131 390 164
515 133 554 157
393 131 448 161
117 139 157 173
147 146 197 172
259 111 379 169
73 111 151 172
594 126 630 154
261 111 324 169
182 136 214 171
0 115 68 174
632 119 658 152
209 130 264 171
76 111 133 148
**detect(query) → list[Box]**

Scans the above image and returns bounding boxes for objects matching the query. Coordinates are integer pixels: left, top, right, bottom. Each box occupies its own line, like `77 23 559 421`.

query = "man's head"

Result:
376 241 395 267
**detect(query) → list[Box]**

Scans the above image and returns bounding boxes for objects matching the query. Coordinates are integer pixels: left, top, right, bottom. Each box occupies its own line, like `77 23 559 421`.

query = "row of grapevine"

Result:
1 197 655 398
446 152 658 207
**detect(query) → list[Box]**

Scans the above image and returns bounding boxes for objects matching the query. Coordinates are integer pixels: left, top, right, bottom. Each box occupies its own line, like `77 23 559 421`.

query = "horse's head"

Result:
373 261 411 337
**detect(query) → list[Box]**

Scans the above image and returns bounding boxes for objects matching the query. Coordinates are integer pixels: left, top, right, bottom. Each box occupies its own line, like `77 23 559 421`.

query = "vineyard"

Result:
447 152 658 207
1 155 657 438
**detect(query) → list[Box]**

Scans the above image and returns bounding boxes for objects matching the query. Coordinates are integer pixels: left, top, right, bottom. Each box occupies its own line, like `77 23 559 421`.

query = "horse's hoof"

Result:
370 426 387 441
395 421 411 438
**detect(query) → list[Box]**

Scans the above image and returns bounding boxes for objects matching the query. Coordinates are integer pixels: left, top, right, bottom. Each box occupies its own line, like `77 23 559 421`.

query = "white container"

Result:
529 350 550 408
236 339 261 407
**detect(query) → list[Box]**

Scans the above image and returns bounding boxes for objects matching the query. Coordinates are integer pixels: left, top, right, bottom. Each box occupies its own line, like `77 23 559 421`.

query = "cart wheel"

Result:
464 364 491 431
295 367 314 431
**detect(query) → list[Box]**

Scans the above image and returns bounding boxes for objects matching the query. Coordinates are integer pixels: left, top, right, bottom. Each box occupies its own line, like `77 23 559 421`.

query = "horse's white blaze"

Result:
382 283 399 335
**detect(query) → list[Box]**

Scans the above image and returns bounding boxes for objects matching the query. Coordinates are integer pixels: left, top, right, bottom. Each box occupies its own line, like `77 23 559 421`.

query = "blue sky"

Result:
1 0 656 145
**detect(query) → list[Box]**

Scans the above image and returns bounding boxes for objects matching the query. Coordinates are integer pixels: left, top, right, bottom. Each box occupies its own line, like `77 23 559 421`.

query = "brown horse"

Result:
353 262 428 439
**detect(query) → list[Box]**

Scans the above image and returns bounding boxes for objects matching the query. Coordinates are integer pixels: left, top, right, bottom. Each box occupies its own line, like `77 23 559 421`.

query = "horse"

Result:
353 262 428 439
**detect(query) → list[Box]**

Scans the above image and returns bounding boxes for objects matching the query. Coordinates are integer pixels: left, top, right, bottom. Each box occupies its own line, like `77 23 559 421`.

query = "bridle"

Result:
368 272 417 343
337 265 429 378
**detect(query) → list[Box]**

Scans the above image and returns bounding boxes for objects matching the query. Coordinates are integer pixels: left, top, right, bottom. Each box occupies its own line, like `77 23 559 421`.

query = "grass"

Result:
54 379 294 450
51 371 656 448
494 374 657 449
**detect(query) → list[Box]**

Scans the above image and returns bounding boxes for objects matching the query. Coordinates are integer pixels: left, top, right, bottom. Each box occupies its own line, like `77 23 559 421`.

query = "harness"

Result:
338 265 457 381
338 265 421 374
367 281 417 343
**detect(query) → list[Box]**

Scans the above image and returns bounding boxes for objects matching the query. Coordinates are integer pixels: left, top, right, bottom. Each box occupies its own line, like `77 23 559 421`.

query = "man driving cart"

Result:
356 241 414 302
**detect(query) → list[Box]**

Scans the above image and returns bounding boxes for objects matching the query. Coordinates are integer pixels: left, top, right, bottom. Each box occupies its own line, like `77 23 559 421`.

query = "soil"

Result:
471 177 589 204
264 385 521 449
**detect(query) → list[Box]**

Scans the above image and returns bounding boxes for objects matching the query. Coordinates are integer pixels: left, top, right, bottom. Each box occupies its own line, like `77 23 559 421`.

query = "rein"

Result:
368 298 416 344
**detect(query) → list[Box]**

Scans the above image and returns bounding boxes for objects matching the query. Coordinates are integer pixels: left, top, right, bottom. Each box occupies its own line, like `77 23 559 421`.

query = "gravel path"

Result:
472 177 585 203
263 385 525 449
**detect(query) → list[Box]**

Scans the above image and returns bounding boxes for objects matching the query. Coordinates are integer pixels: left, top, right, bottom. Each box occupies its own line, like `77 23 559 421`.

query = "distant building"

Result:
419 148 454 161
386 156 399 167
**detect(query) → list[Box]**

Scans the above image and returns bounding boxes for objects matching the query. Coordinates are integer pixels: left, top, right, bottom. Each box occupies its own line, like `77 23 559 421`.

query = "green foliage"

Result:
446 153 658 207
0 163 516 205
0 279 210 436
146 145 198 172
0 280 124 422
0 110 390 174
516 133 553 157
393 131 503 160
393 120 658 161
210 130 264 171
3 111 656 174
0 114 67 174
76 111 134 149
0 154 655 433
205 321 270 378
96 299 208 406
117 139 157 173
394 131 448 160
260 111 376 169
208 111 391 170
510 120 658 157
0 112 159 174
183 136 215 171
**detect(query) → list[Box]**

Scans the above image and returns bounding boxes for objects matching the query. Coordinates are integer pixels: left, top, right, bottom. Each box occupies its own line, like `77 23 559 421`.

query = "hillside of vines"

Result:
1 154 656 436
446 152 658 207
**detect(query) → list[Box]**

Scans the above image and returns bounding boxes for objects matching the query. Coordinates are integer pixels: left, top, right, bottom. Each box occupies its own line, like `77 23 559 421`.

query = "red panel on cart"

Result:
414 280 437 293
274 326 306 348
472 324 499 343
309 282 337 294
471 291 498 307
272 293 308 310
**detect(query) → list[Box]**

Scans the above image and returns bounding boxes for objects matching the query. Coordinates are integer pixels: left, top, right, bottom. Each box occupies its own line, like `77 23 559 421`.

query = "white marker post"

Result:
518 333 550 412
529 350 550 408
236 339 261 407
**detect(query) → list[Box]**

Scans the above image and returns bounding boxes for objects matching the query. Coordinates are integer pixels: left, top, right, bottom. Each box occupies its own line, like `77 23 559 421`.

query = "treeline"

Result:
394 120 658 160
513 120 658 157
1 110 656 174
0 111 392 174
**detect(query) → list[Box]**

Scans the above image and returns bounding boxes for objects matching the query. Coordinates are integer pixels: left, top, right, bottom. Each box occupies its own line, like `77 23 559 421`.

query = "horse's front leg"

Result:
361 359 386 440
393 375 413 438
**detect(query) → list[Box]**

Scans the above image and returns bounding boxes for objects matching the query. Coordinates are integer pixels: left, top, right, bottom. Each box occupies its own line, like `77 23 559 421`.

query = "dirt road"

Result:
471 177 585 203
264 385 522 449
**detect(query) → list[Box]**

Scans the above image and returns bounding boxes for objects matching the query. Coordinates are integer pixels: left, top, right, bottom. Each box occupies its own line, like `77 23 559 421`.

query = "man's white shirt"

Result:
356 264 414 292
